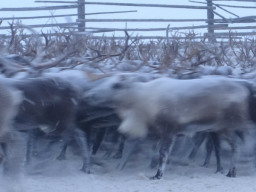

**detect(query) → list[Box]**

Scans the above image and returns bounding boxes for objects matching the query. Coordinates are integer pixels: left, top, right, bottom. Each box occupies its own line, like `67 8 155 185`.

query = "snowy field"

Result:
21 169 256 192
1 143 256 192
9 159 256 192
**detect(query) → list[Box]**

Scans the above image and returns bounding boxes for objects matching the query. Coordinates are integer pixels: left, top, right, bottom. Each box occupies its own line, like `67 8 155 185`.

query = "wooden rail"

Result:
0 0 255 40
0 5 78 11
77 19 209 22
1 10 137 21
212 0 256 2
35 1 215 9
0 22 79 30
67 24 228 31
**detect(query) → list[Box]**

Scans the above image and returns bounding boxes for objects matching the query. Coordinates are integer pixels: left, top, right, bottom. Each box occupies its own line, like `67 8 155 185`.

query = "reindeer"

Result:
85 74 255 179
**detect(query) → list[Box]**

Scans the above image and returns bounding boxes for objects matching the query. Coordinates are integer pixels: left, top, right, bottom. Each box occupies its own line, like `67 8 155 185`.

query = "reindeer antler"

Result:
86 31 131 62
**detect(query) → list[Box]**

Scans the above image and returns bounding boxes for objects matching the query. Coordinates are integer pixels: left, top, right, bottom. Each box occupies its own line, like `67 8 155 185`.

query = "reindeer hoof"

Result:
80 164 91 174
226 168 236 177
80 167 91 174
150 175 162 180
150 170 163 180
215 167 224 174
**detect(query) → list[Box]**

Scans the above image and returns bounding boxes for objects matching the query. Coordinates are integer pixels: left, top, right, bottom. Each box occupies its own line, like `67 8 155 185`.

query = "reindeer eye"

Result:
112 83 122 89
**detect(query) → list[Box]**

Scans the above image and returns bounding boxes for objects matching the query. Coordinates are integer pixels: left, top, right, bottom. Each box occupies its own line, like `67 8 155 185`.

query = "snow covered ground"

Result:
22 170 256 192
2 147 256 192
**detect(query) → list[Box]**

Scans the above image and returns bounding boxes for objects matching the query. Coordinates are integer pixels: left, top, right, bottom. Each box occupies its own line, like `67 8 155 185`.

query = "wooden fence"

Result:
1 0 256 41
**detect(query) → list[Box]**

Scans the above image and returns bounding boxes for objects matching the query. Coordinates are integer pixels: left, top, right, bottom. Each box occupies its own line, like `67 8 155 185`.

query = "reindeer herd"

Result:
1 56 256 181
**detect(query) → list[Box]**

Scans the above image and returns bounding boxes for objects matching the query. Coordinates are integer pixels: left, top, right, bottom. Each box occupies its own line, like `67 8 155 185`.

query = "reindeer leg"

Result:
0 142 6 165
202 133 213 168
92 128 106 155
117 138 139 170
226 133 237 177
113 135 126 159
150 140 160 169
151 135 173 180
188 132 207 160
26 129 42 164
211 132 224 173
3 132 25 178
74 128 91 174
25 132 33 165
56 142 68 160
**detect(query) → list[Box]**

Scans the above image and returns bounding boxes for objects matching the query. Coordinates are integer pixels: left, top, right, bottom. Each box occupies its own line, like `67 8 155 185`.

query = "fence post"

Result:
206 0 216 42
77 0 85 32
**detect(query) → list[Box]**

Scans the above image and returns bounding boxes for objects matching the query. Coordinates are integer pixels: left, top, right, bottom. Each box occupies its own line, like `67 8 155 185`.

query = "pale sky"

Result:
1 0 256 37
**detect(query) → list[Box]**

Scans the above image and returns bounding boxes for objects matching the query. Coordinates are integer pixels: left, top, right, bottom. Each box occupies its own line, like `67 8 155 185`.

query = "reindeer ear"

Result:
84 70 111 81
